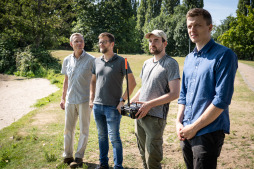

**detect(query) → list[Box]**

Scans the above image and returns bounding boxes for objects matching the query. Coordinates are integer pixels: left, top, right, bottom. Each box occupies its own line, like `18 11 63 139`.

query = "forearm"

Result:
122 73 136 100
192 103 224 132
147 91 179 108
130 89 140 103
147 79 180 108
90 77 96 102
176 104 185 124
61 76 68 100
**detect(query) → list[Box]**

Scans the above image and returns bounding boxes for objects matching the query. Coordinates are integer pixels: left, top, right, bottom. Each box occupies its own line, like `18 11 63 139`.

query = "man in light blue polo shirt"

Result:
176 8 238 169
60 33 95 168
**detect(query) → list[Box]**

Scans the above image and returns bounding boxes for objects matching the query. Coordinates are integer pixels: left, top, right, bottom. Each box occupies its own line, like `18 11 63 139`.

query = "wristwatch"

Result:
119 97 125 102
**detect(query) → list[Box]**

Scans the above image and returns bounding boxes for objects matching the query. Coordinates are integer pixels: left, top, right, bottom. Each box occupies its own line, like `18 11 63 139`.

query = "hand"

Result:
179 124 197 140
117 101 125 114
135 101 152 119
176 122 185 141
89 99 94 109
60 99 65 110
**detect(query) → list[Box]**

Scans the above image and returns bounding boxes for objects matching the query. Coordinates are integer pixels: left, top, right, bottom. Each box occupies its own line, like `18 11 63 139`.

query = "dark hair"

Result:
98 32 115 43
186 8 212 25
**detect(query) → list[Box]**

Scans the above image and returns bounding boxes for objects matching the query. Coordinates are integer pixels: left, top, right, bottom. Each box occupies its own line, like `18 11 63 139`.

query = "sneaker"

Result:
95 164 109 169
70 158 83 168
63 157 74 165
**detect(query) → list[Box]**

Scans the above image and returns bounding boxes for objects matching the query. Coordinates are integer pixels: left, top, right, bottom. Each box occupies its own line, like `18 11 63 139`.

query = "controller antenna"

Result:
125 58 130 107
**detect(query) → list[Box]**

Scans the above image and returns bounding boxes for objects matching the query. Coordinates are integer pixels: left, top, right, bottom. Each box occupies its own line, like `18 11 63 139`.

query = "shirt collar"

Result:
72 50 85 60
193 39 215 55
101 53 118 62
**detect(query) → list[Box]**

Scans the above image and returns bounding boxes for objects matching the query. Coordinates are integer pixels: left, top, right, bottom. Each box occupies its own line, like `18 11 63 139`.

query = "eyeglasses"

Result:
98 40 110 45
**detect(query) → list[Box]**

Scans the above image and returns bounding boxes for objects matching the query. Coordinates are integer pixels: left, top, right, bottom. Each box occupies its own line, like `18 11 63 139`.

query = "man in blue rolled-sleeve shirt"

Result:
176 8 238 169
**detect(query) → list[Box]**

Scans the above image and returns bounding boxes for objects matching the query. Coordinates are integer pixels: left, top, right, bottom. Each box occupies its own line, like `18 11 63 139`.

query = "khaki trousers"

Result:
63 102 91 158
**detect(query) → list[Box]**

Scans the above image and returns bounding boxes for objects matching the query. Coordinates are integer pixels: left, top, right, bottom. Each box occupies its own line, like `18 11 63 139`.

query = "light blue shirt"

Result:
178 39 238 136
61 50 95 104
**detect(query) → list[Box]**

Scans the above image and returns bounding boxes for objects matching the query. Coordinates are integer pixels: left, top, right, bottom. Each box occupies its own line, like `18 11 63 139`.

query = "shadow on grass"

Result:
79 162 138 169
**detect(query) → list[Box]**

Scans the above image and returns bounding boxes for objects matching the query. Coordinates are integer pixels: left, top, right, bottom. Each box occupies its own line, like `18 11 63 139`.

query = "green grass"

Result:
0 51 253 169
239 60 254 68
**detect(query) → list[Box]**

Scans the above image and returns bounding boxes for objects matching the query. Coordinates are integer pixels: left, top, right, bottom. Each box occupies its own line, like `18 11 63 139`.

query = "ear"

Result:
70 42 73 48
111 42 115 48
208 24 213 32
163 40 168 47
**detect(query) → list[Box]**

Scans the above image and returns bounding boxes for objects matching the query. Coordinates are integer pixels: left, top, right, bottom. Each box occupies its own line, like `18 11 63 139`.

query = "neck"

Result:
196 37 211 51
74 50 83 58
153 51 166 62
103 51 114 61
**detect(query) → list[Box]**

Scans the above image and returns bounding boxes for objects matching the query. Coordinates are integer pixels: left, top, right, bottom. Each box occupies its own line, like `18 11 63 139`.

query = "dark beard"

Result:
100 48 108 54
150 48 162 55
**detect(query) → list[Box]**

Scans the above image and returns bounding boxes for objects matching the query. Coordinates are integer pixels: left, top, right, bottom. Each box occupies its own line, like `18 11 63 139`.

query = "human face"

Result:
70 35 84 52
148 35 166 55
187 15 212 49
98 37 113 54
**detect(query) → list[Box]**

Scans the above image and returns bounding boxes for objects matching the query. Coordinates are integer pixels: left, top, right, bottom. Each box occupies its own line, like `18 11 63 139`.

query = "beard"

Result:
100 47 108 54
150 46 163 55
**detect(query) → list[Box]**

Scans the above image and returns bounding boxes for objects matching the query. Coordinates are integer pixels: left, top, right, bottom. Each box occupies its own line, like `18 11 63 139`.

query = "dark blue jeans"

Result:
180 130 225 169
93 104 123 169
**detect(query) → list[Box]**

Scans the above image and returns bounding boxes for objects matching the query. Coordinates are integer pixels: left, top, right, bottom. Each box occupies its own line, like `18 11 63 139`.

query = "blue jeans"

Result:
93 104 123 169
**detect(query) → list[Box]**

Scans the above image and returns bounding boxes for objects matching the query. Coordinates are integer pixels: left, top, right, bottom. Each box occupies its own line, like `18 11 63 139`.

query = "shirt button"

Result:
195 66 198 69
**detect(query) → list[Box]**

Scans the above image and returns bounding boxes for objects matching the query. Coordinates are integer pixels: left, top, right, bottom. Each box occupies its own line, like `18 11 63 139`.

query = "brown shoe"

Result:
70 158 83 168
63 157 74 165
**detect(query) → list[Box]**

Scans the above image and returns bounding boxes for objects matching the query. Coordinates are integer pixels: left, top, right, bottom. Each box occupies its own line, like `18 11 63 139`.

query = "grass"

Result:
239 60 254 68
0 51 253 168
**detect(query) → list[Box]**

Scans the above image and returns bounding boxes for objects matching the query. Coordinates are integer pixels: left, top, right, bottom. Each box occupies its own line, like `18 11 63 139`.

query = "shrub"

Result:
0 38 17 73
15 45 61 77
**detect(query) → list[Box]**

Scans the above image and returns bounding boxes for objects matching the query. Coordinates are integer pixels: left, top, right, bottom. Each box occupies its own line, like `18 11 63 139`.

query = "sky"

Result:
179 0 239 25
203 0 239 25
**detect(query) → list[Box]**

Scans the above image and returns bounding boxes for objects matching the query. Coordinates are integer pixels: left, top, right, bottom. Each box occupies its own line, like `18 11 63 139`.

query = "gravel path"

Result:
238 62 254 92
0 74 59 130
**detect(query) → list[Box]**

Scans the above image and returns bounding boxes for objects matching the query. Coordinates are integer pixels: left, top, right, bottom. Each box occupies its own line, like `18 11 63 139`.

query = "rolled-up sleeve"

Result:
212 49 238 109
178 71 186 105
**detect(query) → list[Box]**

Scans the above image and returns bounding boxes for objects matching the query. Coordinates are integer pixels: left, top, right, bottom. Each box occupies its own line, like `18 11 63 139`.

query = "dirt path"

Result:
238 62 254 92
0 74 59 130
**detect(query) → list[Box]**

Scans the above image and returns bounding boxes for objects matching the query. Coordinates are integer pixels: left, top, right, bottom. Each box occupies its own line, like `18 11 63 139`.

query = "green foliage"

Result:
218 6 254 60
0 38 17 73
15 46 61 77
182 0 204 9
0 0 75 49
161 0 180 15
237 0 252 16
44 150 57 162
141 4 191 57
74 0 139 53
212 16 236 41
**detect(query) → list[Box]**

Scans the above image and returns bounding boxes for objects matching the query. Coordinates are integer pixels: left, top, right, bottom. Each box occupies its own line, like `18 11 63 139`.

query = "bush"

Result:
15 45 61 77
0 38 17 73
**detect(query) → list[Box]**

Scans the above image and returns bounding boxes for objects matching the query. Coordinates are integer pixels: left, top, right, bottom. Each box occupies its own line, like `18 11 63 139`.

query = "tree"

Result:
212 16 236 42
182 0 204 9
74 0 139 53
237 0 251 16
141 4 191 57
161 0 180 15
218 6 254 60
0 0 75 49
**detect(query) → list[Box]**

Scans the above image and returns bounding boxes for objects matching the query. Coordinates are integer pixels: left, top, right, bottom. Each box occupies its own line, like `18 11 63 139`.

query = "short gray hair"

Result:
70 33 84 42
